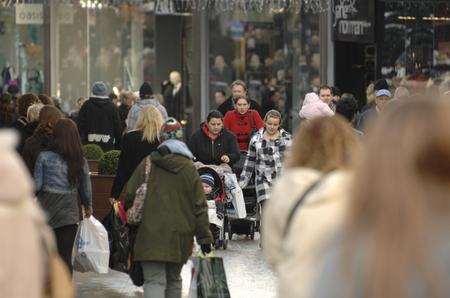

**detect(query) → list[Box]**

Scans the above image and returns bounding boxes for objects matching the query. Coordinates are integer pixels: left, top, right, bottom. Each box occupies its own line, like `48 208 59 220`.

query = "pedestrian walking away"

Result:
110 105 164 202
34 118 93 274
312 100 450 298
22 105 62 174
263 116 359 298
127 82 168 131
77 81 122 151
124 117 212 298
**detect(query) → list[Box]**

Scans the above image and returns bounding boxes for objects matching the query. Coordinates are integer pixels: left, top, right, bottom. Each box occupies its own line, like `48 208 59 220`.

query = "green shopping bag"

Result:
192 255 231 298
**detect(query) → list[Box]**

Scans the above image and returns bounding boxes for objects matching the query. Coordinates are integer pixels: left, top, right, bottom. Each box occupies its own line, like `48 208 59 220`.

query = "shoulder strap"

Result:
282 178 323 239
144 157 151 182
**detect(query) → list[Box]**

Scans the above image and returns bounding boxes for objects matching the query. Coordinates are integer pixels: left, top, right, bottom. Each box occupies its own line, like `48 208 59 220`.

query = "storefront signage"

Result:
15 4 43 25
333 0 374 43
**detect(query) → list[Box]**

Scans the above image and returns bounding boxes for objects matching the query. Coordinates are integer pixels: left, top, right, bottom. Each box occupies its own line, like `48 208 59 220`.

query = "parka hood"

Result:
89 97 111 107
151 139 194 173
137 98 159 108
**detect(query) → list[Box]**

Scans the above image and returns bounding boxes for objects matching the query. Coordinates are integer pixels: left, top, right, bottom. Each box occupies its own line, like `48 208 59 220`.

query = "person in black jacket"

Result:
188 110 240 167
109 105 164 202
77 82 122 152
217 80 262 118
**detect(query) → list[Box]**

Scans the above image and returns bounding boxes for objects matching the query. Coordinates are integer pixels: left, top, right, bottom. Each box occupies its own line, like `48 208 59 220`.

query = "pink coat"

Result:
299 92 334 120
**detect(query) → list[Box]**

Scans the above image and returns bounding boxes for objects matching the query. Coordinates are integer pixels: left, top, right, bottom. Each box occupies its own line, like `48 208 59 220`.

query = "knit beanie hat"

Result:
92 81 108 97
200 173 215 187
139 82 153 98
375 89 392 98
160 117 183 141
374 79 389 92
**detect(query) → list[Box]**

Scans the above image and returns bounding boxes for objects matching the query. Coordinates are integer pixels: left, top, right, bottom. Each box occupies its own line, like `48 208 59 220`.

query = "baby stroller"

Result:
227 151 260 240
198 166 228 250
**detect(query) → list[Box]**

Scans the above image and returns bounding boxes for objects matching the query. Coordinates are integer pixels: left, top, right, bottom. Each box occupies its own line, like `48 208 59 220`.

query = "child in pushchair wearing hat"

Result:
199 169 228 250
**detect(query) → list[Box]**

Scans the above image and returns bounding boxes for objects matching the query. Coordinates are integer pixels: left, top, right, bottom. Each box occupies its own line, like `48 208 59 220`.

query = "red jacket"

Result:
223 109 264 151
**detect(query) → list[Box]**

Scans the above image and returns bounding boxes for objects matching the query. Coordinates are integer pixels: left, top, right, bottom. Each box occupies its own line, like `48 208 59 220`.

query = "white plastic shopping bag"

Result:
224 173 247 219
72 216 110 274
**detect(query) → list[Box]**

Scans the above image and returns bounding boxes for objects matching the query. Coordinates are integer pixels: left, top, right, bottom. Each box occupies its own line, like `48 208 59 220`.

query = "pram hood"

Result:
198 166 225 200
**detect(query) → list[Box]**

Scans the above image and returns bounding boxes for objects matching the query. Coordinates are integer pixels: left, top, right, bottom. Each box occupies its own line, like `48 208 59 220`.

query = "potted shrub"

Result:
91 150 121 220
82 144 104 174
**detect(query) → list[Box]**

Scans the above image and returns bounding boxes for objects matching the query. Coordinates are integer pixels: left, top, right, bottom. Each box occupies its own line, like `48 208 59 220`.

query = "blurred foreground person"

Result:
0 131 73 298
313 99 450 298
263 116 359 298
34 119 92 274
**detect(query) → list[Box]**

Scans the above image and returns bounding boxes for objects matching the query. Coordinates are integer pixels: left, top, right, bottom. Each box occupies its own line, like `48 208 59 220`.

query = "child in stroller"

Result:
199 168 228 250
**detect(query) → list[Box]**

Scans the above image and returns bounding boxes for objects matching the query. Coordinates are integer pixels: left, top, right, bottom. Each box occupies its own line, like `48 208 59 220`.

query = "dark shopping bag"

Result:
102 209 130 273
190 256 231 298
129 260 144 287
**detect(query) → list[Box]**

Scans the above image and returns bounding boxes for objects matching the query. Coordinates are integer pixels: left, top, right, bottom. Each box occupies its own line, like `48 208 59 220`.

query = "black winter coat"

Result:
21 127 53 175
77 97 122 152
110 130 159 199
188 125 240 166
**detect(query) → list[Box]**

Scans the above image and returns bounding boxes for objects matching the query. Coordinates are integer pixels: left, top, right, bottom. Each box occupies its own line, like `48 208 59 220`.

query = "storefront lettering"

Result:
333 0 374 42
15 4 43 25
334 0 357 27
339 20 371 35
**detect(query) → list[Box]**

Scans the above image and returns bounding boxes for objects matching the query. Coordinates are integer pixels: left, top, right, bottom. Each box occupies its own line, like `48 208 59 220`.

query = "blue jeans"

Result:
142 261 183 298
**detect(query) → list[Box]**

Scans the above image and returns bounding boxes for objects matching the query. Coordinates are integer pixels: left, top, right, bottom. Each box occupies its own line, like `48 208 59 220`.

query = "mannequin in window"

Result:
163 71 190 121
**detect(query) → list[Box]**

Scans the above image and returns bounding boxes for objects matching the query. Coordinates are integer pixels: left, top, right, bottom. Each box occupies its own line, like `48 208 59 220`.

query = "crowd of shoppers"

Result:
1 73 450 298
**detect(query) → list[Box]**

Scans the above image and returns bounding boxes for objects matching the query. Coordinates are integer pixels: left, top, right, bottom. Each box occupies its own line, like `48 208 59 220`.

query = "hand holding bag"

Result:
189 254 231 298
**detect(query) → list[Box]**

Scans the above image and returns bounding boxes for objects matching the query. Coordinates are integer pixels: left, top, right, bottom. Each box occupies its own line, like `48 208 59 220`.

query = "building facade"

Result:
1 0 447 134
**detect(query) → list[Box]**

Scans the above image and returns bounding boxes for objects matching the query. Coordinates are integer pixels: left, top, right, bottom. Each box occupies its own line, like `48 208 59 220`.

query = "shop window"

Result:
208 9 321 131
0 3 45 95
381 0 450 95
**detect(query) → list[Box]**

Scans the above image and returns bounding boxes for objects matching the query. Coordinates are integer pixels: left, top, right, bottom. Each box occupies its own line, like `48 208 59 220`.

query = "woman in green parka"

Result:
125 117 212 298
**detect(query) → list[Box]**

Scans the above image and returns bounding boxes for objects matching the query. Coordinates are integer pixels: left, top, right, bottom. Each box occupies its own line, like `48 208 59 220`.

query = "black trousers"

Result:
53 224 78 275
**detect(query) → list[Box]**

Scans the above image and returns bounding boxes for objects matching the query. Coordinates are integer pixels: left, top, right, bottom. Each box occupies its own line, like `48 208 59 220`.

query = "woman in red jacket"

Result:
224 95 264 151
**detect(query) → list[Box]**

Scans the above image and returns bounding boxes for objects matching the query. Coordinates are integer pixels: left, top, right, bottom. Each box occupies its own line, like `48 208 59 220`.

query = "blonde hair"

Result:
120 91 135 104
366 83 375 104
286 116 359 172
27 103 44 122
135 106 164 143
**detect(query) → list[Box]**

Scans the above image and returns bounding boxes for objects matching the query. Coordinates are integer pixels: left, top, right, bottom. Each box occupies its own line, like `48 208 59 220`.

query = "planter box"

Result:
87 160 99 175
90 174 115 220
89 175 125 220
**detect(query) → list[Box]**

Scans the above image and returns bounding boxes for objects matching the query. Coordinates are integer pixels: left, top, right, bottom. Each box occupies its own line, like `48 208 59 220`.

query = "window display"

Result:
208 9 321 130
381 0 450 94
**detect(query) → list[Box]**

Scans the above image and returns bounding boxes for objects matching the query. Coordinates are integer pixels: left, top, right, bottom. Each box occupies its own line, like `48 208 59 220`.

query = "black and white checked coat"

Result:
239 128 292 202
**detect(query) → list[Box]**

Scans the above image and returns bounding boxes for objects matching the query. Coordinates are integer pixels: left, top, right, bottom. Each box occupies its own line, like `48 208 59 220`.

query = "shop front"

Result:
334 0 450 106
1 1 330 133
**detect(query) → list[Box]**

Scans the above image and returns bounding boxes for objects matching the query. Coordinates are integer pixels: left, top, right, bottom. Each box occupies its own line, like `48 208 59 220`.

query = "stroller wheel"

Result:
214 239 221 249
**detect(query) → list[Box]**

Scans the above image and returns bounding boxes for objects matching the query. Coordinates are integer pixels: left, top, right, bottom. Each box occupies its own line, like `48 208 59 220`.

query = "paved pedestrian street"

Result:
75 236 277 298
